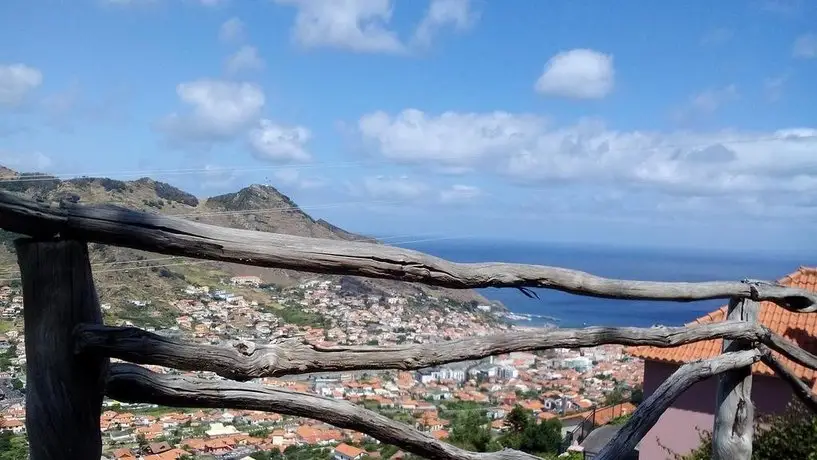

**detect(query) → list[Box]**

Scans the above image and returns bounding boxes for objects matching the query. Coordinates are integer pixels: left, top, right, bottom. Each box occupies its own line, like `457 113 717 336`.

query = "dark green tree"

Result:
136 433 149 453
0 431 28 460
504 405 533 434
448 410 491 452
497 405 562 455
519 419 562 455
603 387 626 406
630 385 644 406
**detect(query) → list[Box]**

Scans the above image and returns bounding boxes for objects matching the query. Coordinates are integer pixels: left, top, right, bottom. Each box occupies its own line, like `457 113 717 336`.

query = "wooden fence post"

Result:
712 297 759 460
17 239 109 460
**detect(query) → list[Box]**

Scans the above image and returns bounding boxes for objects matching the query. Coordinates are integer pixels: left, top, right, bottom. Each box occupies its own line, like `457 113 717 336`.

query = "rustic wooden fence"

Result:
1 189 817 460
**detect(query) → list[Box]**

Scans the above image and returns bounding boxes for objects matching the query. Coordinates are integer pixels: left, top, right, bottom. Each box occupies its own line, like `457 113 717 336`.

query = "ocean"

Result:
396 239 811 328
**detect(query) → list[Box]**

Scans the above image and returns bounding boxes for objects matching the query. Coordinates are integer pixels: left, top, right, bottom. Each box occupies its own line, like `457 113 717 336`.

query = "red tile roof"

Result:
334 443 365 458
628 266 817 381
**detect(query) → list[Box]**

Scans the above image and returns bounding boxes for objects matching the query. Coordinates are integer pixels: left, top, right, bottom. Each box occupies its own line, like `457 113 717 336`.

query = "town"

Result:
0 275 644 460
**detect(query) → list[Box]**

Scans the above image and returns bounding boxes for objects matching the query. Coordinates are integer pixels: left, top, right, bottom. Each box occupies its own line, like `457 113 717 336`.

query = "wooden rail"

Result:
1 190 817 460
0 190 815 310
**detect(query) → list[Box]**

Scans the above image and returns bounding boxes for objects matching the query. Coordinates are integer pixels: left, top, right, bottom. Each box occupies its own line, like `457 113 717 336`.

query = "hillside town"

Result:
0 275 644 460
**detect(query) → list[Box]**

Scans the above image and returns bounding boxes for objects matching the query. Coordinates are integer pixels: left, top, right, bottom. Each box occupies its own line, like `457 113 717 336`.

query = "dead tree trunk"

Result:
712 297 759 459
17 239 109 460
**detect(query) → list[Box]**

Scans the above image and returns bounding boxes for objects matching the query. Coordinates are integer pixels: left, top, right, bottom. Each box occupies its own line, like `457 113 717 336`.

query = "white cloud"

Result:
358 109 546 166
793 33 817 59
361 175 428 200
248 119 312 163
273 0 404 53
273 0 476 53
356 108 817 202
534 49 614 99
439 184 481 203
273 168 326 189
226 46 265 75
413 0 477 47
158 79 265 143
0 63 43 108
219 17 246 43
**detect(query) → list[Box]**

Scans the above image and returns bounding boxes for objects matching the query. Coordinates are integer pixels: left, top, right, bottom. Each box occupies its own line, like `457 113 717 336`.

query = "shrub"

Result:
153 181 199 206
670 399 817 459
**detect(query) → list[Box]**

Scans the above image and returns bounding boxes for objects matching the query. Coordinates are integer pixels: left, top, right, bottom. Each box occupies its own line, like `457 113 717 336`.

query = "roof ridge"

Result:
795 265 817 276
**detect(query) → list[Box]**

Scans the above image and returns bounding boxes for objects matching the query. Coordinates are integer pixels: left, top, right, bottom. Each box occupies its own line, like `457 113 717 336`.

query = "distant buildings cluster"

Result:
0 275 644 459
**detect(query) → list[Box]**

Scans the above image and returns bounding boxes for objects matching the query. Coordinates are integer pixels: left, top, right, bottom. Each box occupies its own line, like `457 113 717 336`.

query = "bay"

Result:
396 239 811 328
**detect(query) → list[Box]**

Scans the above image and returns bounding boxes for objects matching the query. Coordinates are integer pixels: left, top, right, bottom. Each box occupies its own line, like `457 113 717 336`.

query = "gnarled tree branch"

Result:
105 363 537 460
0 190 814 310
77 321 762 381
761 330 817 373
597 349 764 460
759 347 817 413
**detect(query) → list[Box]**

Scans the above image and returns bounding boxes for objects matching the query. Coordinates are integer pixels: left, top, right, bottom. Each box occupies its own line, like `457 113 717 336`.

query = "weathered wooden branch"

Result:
760 330 817 372
0 190 814 310
712 298 759 460
106 363 537 460
759 347 817 414
17 239 109 460
596 349 764 460
77 321 763 380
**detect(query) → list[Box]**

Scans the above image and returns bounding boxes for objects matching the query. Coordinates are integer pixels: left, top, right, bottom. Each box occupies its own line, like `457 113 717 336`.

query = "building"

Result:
111 448 137 459
416 367 466 384
147 442 173 455
497 365 519 379
333 442 366 460
205 422 240 437
143 448 190 460
230 276 262 287
627 266 817 459
0 418 25 434
562 356 593 372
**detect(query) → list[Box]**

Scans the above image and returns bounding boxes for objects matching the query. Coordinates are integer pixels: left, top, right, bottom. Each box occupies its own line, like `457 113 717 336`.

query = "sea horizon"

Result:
394 238 814 328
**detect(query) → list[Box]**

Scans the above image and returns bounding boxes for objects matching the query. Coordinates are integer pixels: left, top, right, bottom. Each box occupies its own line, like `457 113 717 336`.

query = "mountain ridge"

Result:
0 166 501 314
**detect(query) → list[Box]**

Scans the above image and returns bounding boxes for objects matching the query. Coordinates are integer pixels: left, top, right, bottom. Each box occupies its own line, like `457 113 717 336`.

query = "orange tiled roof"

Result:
143 448 189 460
627 266 817 381
431 430 449 440
334 443 365 458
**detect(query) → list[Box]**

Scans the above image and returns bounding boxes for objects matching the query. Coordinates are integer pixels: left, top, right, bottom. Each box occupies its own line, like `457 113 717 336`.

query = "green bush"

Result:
0 430 27 460
672 399 817 459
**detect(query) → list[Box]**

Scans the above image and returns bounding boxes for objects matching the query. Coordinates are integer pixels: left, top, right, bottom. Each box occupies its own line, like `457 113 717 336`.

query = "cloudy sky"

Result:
1 0 816 252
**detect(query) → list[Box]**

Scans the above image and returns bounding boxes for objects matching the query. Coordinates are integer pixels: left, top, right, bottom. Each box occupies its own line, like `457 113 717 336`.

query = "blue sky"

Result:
1 0 816 252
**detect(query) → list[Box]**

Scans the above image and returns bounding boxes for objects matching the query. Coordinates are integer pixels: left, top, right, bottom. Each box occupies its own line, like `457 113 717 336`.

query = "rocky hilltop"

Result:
0 167 500 320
